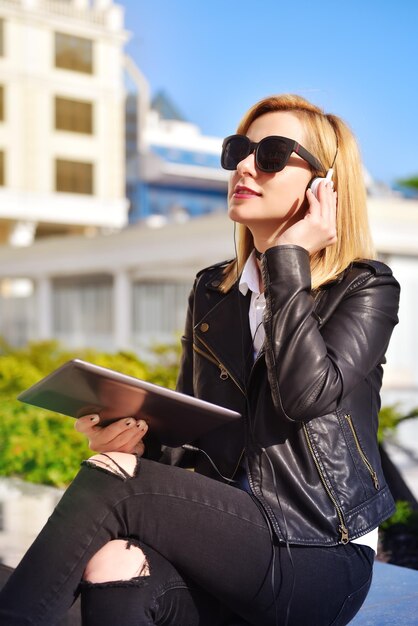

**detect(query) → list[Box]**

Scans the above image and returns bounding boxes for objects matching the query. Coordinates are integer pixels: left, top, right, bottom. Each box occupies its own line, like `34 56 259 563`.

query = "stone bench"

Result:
351 561 418 625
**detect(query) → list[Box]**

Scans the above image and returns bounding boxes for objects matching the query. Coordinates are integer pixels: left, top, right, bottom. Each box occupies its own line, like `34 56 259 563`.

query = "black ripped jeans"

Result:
0 457 374 626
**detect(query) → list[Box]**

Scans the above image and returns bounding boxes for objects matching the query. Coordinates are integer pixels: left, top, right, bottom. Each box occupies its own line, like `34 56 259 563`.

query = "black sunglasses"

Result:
221 134 325 174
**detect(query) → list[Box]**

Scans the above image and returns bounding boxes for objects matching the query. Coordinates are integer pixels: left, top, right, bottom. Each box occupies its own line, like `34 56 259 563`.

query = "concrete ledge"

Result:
352 561 418 625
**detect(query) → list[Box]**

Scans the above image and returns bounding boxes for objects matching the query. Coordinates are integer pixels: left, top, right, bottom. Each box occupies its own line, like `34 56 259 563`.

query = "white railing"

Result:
0 0 109 28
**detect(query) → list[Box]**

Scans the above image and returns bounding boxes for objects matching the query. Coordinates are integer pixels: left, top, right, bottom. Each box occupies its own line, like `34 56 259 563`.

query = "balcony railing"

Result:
0 0 111 28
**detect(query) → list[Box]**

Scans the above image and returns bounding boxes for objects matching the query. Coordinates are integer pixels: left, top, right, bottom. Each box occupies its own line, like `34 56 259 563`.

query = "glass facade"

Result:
125 94 137 158
128 183 227 222
55 96 93 134
55 32 93 74
55 159 93 194
150 145 221 169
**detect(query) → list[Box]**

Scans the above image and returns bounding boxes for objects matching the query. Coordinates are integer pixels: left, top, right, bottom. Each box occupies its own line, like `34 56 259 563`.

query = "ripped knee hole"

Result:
83 451 139 479
83 539 150 584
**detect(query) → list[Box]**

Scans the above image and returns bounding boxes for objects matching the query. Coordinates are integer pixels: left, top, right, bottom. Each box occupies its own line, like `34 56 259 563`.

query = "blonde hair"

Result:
221 94 375 292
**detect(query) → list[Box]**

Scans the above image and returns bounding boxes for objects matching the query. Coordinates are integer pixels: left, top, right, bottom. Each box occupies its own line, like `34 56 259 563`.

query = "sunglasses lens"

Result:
221 135 293 172
257 137 289 172
221 136 250 170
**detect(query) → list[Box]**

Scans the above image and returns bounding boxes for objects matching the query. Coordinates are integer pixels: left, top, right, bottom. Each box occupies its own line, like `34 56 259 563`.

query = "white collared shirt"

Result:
238 250 378 553
239 251 266 358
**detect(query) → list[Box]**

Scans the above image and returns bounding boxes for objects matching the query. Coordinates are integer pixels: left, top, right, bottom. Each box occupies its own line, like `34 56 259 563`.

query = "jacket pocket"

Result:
344 413 379 491
303 423 350 544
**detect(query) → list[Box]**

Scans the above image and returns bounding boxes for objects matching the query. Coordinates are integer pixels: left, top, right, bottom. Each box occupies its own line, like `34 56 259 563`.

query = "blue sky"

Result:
121 0 418 186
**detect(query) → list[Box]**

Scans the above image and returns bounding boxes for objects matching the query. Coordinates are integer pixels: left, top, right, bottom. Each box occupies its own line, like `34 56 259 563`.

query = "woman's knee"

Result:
84 452 139 479
83 539 149 584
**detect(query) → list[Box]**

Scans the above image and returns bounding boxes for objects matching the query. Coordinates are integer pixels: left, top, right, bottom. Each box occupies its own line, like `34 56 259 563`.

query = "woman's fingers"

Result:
313 181 337 242
315 180 335 215
306 186 321 216
90 421 148 453
75 414 148 453
75 414 143 439
74 413 101 434
92 426 147 454
277 182 337 255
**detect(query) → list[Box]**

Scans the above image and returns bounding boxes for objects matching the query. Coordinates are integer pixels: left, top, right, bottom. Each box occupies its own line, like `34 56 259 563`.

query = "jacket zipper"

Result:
193 343 229 379
303 423 349 544
344 414 379 490
193 339 246 396
193 341 245 483
231 447 245 480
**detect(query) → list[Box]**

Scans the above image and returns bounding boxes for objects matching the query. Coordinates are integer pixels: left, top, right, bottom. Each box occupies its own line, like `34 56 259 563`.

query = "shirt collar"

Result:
239 251 261 296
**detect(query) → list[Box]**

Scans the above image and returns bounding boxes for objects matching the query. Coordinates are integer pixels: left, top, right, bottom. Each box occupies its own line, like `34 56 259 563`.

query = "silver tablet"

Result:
18 359 242 447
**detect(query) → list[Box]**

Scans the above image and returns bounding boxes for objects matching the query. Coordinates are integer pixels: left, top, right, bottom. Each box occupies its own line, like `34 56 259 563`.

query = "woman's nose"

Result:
236 153 257 177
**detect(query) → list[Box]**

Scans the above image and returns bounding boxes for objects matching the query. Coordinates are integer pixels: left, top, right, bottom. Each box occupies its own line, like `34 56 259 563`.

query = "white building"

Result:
0 0 129 246
0 198 417 408
126 91 230 224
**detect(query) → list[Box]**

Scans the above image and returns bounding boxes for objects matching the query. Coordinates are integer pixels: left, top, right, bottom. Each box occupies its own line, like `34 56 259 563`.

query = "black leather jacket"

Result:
163 245 400 547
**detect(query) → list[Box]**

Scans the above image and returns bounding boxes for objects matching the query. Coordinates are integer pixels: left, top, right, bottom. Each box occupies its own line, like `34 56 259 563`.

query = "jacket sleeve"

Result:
175 283 196 397
157 282 197 467
261 245 400 422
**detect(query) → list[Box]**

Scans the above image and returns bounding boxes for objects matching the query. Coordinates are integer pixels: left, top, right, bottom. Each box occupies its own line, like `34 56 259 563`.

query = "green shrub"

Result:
0 401 91 486
380 500 418 540
0 355 43 397
0 339 180 487
378 405 418 442
2 338 417 491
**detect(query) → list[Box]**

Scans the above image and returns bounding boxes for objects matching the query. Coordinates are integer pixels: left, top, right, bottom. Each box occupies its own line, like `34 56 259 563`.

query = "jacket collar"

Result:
194 275 253 393
239 251 260 297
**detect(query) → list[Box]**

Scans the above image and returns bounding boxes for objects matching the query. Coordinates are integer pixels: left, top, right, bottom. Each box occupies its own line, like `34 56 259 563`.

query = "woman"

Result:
0 94 400 626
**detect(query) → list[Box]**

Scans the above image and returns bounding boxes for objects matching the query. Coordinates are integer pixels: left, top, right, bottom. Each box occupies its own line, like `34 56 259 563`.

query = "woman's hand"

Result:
275 181 337 255
75 414 148 455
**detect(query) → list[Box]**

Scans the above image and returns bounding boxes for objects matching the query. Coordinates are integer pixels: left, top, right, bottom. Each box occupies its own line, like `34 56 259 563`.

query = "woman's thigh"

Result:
80 457 374 625
81 456 275 614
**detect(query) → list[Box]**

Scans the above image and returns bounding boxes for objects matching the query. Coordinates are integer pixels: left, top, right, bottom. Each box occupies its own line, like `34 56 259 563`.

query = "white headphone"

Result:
310 131 339 200
310 168 334 200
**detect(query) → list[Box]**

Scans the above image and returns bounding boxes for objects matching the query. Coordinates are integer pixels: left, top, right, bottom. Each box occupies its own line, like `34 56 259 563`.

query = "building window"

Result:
55 97 93 134
132 282 190 336
0 86 4 121
56 159 93 194
0 19 4 57
0 151 4 186
53 276 112 350
55 32 93 74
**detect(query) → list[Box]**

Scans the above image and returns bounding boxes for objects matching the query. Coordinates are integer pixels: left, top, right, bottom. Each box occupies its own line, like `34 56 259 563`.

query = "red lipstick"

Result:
233 185 262 199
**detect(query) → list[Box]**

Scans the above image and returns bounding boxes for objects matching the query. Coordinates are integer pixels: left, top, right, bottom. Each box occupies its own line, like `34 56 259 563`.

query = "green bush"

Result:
0 339 180 487
0 402 91 486
377 405 418 442
380 500 418 531
2 338 418 492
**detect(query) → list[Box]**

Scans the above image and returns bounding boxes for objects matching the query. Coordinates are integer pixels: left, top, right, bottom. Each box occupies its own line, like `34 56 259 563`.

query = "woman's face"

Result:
227 111 313 233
